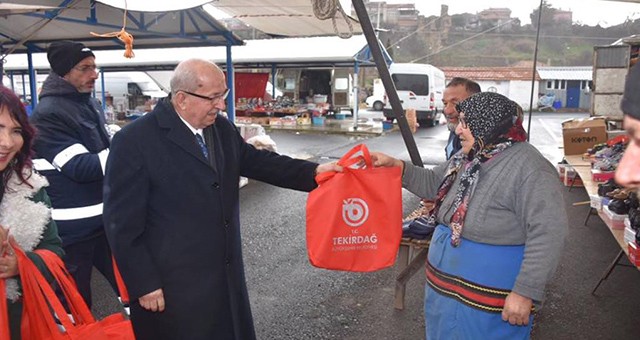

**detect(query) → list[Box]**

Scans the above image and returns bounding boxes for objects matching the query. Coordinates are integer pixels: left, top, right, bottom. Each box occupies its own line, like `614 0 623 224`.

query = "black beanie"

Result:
47 41 95 76
621 63 640 120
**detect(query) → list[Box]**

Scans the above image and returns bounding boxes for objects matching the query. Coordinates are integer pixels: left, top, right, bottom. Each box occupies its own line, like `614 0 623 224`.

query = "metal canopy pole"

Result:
351 0 423 167
226 44 235 121
26 49 37 110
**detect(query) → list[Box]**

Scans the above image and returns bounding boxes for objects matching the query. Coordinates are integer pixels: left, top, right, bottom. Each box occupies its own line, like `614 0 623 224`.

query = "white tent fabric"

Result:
210 0 361 37
98 0 211 12
98 0 361 37
3 35 371 71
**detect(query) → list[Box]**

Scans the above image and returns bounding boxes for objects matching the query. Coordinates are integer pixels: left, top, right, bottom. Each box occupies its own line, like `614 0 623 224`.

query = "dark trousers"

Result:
63 232 118 308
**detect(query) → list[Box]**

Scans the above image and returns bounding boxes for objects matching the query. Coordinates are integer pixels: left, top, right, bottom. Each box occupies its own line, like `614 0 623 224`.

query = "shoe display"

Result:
402 216 436 240
629 208 640 230
590 141 626 171
628 192 639 210
598 179 621 197
608 198 630 215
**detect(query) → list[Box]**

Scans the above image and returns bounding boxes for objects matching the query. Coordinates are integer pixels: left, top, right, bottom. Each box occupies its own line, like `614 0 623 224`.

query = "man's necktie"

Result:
195 133 209 160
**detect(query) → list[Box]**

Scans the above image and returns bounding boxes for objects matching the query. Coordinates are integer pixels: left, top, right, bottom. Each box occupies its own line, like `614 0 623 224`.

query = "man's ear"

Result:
174 92 187 110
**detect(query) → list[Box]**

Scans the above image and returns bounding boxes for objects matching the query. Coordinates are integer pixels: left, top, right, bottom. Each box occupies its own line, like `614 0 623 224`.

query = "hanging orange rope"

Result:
90 1 134 58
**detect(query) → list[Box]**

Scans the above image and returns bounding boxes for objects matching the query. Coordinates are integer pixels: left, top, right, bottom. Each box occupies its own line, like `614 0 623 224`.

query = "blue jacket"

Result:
445 130 462 160
30 73 110 246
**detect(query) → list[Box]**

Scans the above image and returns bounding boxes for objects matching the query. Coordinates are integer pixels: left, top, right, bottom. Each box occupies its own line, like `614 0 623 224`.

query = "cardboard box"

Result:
590 194 603 211
562 117 607 155
561 173 583 187
251 117 270 126
624 223 635 245
602 205 627 230
268 117 283 126
297 117 311 125
235 116 252 124
591 169 616 182
557 164 583 186
628 242 640 267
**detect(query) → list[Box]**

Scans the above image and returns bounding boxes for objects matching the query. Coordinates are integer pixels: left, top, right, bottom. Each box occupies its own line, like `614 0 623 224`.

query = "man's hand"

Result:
502 292 533 326
315 162 342 175
139 288 165 312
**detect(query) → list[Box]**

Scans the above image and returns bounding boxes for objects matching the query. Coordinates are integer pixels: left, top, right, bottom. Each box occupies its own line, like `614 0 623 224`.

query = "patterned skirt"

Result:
424 224 534 340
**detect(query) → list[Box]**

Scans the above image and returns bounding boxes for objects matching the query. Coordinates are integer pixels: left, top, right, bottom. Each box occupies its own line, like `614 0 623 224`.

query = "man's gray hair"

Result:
170 59 220 97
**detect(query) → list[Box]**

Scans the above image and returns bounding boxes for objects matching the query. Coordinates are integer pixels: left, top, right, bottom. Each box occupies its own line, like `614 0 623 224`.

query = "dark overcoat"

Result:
103 99 317 340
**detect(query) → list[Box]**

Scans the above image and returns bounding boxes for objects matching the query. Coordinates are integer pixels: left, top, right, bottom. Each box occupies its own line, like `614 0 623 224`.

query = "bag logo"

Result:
342 198 369 227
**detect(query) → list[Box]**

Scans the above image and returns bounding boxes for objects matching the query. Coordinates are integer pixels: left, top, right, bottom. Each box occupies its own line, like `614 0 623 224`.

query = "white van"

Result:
383 63 445 127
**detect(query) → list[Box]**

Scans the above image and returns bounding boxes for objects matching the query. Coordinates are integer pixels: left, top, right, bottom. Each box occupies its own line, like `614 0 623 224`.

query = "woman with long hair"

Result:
0 86 64 340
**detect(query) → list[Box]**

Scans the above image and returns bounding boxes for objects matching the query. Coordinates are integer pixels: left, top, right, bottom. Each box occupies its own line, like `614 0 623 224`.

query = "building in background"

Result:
537 66 592 110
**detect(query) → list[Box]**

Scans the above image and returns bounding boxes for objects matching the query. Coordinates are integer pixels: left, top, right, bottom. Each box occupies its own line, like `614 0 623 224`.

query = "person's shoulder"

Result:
117 112 157 137
213 115 241 135
508 142 557 175
32 95 75 116
214 114 234 129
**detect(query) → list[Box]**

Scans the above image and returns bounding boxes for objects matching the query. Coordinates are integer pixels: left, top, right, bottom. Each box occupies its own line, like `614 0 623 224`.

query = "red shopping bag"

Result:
0 279 9 340
306 144 403 272
7 241 135 340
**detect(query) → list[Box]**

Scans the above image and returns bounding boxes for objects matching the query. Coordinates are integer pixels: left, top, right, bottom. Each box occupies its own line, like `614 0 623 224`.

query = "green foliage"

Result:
378 12 638 67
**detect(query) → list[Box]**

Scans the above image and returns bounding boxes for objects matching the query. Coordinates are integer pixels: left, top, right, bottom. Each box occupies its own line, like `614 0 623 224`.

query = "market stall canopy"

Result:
0 3 57 15
209 0 362 37
0 0 243 56
3 35 386 71
97 0 211 12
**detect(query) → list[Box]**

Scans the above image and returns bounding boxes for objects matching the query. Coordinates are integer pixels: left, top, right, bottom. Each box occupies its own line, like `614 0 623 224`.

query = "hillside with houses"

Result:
357 1 639 68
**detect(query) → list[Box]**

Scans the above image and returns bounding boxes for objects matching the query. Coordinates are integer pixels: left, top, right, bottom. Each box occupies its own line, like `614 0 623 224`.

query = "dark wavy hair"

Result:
0 86 35 190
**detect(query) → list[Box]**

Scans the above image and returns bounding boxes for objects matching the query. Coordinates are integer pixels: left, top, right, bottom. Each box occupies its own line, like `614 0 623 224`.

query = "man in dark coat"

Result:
103 59 338 340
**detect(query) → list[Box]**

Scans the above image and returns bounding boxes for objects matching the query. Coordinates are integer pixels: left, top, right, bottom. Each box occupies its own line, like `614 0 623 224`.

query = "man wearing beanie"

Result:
30 40 118 307
615 64 640 191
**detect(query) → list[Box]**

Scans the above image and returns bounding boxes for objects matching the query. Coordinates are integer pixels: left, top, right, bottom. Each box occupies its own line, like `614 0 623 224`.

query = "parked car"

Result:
366 95 384 111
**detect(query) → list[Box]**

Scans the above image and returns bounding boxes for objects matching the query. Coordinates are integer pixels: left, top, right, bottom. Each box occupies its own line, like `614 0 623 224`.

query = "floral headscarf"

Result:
427 92 527 246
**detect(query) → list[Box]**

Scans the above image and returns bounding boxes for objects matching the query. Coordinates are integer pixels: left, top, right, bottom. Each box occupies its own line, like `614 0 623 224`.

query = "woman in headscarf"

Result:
372 92 567 339
0 86 64 340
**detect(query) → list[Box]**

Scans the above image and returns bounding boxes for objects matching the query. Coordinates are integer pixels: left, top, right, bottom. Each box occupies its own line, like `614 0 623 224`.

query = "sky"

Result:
98 0 640 28
342 0 640 27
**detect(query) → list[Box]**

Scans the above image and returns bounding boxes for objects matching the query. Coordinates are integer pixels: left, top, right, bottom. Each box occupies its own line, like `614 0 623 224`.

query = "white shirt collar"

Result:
176 112 203 137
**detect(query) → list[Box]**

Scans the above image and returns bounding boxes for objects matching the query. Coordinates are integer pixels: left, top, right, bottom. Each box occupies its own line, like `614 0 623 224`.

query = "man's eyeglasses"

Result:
73 65 99 74
180 89 230 103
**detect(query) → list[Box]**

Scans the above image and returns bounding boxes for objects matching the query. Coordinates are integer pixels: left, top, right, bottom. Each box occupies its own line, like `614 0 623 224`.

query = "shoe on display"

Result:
401 216 436 240
608 199 630 215
629 208 640 230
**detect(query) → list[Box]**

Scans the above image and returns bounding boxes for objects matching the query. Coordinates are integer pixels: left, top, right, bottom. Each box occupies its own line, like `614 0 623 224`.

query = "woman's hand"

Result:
0 225 7 255
0 235 18 279
502 292 533 326
370 152 404 170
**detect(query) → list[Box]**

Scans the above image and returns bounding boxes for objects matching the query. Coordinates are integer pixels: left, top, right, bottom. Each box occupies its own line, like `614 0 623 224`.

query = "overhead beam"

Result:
351 0 423 167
